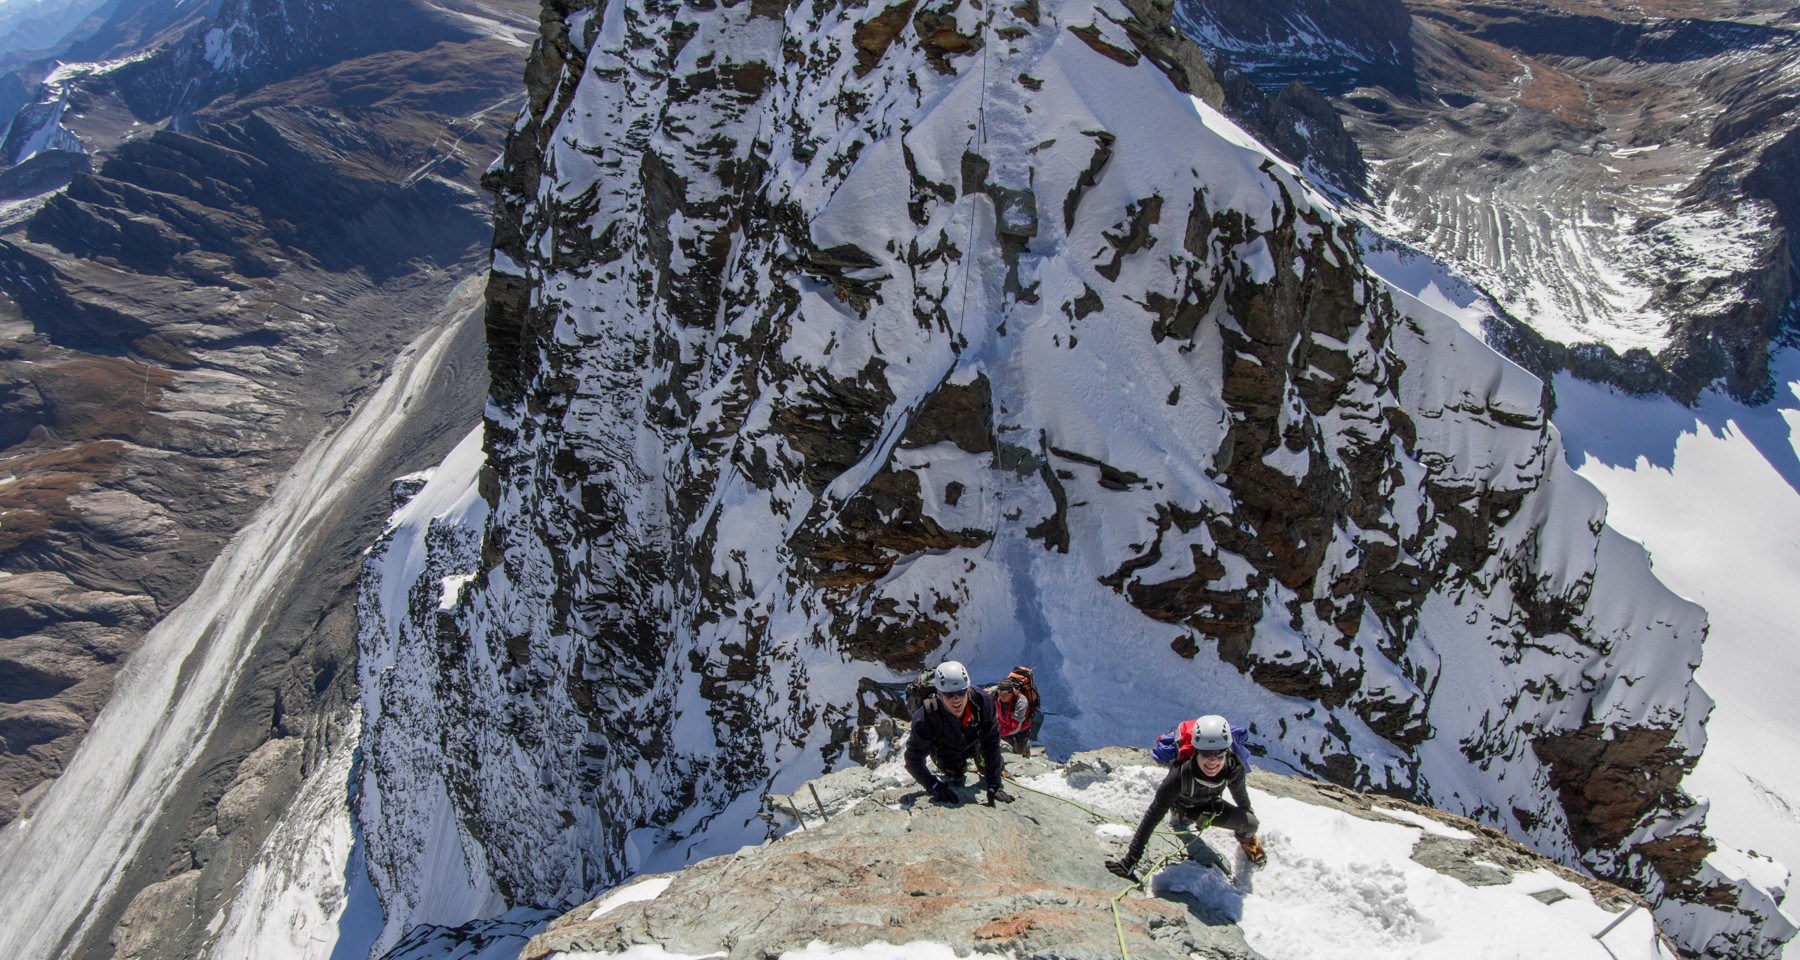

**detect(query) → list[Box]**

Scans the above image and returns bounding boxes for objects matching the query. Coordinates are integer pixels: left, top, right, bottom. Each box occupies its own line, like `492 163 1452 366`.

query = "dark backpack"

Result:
1006 666 1039 718
906 672 937 713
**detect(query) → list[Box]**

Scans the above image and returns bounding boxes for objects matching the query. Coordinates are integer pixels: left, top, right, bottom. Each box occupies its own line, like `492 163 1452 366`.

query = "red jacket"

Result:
993 689 1030 737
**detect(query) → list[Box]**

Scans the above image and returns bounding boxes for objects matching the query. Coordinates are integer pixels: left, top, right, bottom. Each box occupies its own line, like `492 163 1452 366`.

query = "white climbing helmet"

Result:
933 660 972 693
1191 714 1232 752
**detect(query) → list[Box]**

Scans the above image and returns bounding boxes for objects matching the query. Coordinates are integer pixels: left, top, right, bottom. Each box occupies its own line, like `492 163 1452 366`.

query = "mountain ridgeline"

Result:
357 0 1792 957
522 751 1670 959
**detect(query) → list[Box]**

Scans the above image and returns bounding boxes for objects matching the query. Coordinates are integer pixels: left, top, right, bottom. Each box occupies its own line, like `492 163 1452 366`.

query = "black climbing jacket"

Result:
904 685 1005 793
1120 751 1252 866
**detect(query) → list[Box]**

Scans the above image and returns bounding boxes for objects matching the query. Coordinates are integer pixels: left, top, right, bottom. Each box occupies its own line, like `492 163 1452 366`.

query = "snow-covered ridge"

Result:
356 0 1792 954
523 752 1676 960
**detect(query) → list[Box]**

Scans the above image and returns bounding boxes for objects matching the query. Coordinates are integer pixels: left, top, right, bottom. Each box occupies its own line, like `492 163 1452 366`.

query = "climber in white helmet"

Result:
903 660 1014 807
1108 713 1265 878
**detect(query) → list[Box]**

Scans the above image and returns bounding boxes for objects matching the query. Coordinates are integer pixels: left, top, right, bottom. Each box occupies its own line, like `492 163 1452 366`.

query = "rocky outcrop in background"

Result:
358 0 1791 954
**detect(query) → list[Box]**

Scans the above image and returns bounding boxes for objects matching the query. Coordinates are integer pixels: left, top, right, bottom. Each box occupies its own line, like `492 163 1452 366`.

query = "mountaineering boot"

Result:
1239 835 1267 866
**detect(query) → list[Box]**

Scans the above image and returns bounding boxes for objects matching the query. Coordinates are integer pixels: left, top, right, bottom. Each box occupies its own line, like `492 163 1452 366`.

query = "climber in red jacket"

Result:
986 665 1038 757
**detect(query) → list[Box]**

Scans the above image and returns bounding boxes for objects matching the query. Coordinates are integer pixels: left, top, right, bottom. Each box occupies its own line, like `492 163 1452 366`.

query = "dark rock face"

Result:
360 0 1782 954
1175 0 1416 94
1187 0 1800 402
1212 66 1372 199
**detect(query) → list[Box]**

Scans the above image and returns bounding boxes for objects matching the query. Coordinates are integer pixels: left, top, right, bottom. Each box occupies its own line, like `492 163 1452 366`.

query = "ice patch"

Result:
1372 806 1477 840
588 876 676 921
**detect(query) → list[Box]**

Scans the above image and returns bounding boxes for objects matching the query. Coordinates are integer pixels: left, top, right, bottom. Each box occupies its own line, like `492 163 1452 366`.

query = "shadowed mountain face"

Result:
1177 0 1800 403
0 1 536 956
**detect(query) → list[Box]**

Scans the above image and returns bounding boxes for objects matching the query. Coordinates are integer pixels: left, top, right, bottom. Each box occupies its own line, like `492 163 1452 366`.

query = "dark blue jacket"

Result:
904 685 1005 792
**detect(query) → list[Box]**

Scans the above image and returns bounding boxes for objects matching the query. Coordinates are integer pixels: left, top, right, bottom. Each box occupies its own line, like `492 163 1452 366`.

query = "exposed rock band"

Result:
902 660 1268 878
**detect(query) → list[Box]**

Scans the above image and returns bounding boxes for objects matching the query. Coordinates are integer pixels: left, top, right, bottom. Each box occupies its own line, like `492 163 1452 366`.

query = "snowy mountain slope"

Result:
1367 245 1800 957
523 752 1677 960
356 0 1790 955
1550 350 1800 959
0 294 487 960
0 8 541 958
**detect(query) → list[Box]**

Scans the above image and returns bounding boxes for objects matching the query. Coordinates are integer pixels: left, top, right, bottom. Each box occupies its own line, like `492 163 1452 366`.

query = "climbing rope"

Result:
946 2 996 353
1106 813 1218 960
1002 773 1223 960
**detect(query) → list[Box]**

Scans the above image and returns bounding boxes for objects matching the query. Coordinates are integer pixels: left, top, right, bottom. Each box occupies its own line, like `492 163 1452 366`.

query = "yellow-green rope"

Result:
1001 772 1220 960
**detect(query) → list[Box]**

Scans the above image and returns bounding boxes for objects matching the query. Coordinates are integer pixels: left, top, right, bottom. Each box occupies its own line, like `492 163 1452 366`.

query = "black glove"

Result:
1105 857 1138 880
987 787 1015 805
929 780 960 804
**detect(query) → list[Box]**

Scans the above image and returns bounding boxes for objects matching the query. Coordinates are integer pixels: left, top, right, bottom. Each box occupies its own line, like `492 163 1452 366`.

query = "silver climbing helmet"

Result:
1191 714 1232 751
933 660 972 693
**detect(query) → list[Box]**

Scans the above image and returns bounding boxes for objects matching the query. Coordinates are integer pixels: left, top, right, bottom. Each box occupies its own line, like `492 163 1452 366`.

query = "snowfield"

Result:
1552 351 1800 959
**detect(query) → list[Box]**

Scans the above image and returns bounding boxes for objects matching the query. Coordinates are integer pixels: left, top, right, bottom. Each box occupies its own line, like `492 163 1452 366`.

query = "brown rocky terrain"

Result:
0 1 537 956
1179 0 1800 402
0 30 524 824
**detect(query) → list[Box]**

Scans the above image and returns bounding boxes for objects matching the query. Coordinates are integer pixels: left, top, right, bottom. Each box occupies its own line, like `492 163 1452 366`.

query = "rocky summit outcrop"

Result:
357 0 1789 954
1180 0 1800 403
519 750 1660 960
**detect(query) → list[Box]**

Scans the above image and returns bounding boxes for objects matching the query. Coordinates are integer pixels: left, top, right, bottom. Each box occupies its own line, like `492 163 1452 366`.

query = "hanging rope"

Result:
950 0 998 346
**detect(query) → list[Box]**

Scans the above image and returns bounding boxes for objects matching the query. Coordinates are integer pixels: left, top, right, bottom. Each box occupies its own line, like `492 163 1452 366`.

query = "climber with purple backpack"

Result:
1106 714 1266 879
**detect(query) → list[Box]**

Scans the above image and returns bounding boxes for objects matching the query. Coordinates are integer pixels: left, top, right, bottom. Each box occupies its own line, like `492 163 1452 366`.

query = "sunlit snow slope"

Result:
1369 242 1800 957
1553 351 1800 958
